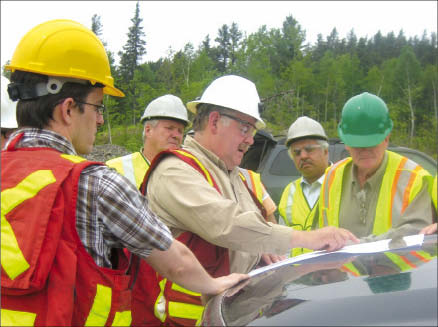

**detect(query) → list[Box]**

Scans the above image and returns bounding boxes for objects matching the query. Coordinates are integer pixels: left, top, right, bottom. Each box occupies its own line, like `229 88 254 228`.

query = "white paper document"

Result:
248 234 425 277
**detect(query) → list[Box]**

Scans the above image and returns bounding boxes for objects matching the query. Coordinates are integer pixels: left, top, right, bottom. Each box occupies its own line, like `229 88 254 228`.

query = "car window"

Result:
269 148 300 176
393 150 437 175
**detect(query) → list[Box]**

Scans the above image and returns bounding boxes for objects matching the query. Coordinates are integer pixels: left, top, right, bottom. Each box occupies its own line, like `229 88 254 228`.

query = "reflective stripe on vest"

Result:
106 152 150 189
433 176 437 211
278 178 317 257
84 284 132 326
385 250 433 272
341 262 361 277
1 170 56 280
1 308 37 327
154 278 167 322
319 151 430 235
174 150 214 186
152 150 211 323
238 168 264 203
424 174 437 212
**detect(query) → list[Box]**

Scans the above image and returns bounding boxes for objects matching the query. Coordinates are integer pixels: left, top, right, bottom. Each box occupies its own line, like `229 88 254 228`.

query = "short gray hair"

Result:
142 119 159 140
192 103 234 132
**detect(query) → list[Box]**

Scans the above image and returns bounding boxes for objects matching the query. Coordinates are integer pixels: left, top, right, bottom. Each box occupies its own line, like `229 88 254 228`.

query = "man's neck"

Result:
142 146 157 163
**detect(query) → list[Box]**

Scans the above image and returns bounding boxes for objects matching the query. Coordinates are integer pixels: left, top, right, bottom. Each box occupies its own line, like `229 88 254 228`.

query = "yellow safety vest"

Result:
238 168 264 204
424 174 437 212
319 151 432 275
319 151 431 233
106 152 150 189
278 178 318 257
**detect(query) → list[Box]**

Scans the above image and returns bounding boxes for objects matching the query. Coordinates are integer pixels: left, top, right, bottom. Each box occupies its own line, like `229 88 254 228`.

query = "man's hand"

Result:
419 222 437 235
291 226 359 252
201 274 250 305
260 253 287 266
210 273 250 295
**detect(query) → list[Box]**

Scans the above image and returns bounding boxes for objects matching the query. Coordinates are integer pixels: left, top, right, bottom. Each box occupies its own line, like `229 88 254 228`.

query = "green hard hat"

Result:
338 92 393 147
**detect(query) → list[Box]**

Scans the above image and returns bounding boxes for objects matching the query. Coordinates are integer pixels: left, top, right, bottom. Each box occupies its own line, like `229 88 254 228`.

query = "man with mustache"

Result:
142 74 359 326
278 116 330 257
318 92 435 241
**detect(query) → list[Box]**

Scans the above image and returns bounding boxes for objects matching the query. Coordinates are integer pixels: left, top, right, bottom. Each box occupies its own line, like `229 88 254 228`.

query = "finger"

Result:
262 254 273 265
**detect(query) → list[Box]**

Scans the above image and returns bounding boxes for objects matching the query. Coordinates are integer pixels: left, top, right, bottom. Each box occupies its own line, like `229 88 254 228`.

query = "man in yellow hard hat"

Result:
278 116 330 257
1 20 247 327
141 74 359 325
318 92 435 241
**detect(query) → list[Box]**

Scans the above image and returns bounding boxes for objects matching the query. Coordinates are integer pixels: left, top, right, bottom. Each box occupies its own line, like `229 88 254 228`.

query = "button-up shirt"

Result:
5 128 173 268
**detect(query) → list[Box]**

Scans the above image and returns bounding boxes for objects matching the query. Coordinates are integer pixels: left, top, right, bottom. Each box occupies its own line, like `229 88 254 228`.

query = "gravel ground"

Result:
84 144 131 162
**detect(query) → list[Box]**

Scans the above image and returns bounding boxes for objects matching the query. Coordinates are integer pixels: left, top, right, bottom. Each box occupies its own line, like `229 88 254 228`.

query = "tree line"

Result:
3 2 437 158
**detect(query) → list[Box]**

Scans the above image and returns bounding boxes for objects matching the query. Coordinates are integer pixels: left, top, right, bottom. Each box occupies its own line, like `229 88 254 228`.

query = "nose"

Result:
245 133 255 146
96 113 104 126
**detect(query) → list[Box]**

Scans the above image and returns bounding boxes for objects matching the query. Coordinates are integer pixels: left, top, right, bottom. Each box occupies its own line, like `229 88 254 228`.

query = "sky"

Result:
1 1 437 68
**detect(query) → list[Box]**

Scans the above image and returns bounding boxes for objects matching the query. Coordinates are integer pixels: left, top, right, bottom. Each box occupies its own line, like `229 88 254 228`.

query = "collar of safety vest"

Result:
183 135 230 173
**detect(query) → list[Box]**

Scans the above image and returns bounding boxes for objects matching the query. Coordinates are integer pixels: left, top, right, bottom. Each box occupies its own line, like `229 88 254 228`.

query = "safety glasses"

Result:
220 113 257 137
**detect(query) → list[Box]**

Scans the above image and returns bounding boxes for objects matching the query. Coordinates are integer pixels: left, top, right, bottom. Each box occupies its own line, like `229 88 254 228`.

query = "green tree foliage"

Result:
90 13 437 160
117 1 146 126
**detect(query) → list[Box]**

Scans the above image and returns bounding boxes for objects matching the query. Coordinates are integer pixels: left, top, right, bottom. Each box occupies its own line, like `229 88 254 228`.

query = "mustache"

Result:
300 159 312 168
238 144 250 152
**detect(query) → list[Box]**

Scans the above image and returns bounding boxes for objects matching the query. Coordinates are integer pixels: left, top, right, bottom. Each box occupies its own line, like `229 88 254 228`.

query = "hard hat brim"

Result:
339 129 390 148
185 100 266 129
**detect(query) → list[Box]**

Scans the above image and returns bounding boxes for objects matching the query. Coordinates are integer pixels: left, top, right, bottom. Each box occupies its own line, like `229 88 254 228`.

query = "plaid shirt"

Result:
5 128 173 268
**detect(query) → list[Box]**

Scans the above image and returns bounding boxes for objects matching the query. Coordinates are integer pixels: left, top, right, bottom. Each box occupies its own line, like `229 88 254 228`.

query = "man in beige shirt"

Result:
148 75 358 273
144 75 358 325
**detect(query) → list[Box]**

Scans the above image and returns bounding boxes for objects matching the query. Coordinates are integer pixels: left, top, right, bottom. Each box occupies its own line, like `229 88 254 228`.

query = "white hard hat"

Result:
1 76 18 129
186 75 265 129
140 94 189 125
286 116 327 147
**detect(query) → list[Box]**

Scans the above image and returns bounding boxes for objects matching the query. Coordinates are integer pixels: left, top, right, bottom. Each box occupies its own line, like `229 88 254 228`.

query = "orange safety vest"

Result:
131 151 267 326
1 134 135 327
136 149 230 326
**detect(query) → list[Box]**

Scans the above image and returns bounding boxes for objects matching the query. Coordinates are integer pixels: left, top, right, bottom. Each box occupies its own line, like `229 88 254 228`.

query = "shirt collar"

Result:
7 128 77 155
183 135 230 173
301 173 325 187
351 151 388 188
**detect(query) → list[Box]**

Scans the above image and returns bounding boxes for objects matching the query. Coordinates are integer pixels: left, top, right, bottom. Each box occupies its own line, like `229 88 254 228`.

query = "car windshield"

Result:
203 234 437 326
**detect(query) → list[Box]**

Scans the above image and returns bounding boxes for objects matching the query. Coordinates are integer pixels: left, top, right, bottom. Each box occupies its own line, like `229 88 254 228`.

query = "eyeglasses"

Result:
74 100 106 115
220 113 257 137
290 144 323 157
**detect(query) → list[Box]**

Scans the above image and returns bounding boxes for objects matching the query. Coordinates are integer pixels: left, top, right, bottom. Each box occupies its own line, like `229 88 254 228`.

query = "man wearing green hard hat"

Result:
317 92 435 241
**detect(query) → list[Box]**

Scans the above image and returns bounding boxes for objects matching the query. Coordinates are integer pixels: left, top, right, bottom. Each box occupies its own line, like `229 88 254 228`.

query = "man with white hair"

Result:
107 94 189 188
141 74 359 325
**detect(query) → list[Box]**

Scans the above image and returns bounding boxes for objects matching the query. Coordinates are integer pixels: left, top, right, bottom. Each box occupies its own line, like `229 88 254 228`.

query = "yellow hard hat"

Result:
5 19 124 97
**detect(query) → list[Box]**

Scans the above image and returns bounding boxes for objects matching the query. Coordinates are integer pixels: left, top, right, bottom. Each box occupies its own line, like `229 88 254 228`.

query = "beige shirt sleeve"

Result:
147 156 292 256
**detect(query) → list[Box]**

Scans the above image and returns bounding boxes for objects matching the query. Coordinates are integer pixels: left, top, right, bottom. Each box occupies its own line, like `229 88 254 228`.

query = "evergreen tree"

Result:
91 14 116 144
229 22 243 67
118 1 146 83
118 1 146 125
215 24 231 72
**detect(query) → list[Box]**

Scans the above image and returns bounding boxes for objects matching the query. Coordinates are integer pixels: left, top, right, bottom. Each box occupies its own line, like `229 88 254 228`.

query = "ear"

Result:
144 123 153 137
57 98 76 125
208 111 221 134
